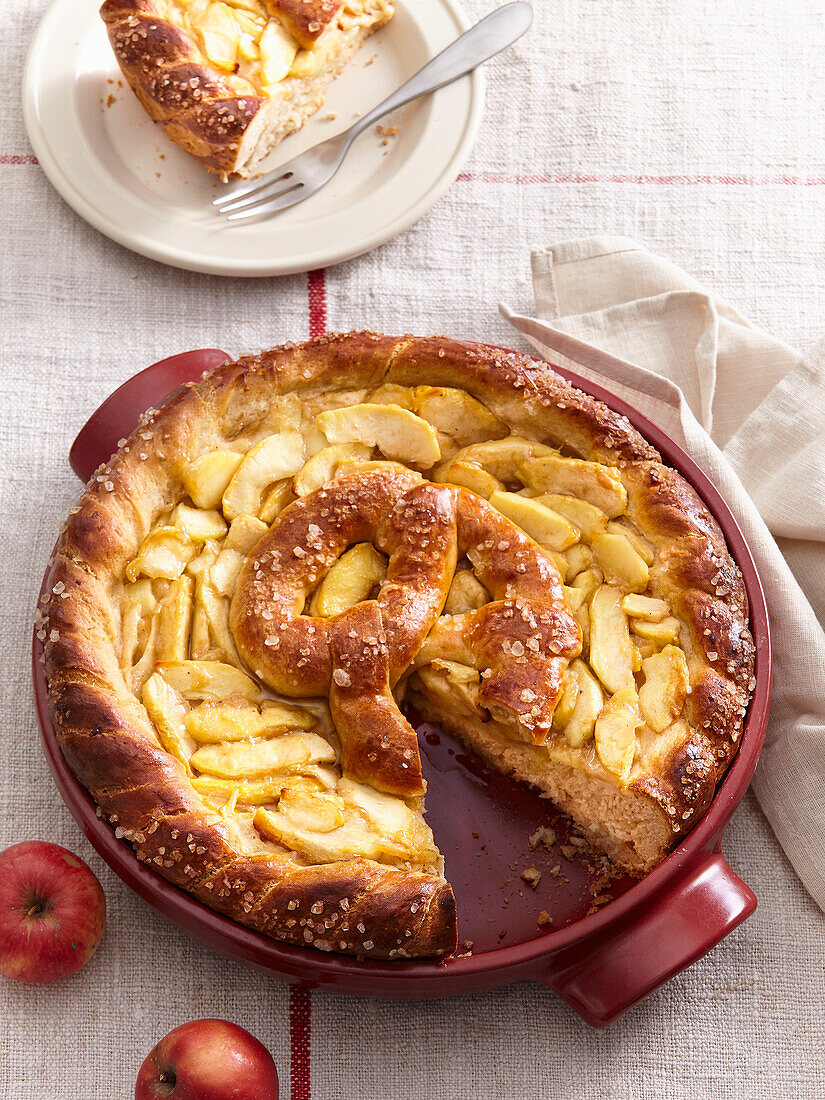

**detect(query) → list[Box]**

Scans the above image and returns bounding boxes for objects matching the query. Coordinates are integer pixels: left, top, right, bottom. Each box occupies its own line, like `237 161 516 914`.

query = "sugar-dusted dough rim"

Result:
42 332 755 959
99 0 390 178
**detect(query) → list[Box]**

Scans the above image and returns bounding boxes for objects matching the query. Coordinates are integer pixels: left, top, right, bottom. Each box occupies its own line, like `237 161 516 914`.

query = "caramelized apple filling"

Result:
120 385 695 871
154 0 392 99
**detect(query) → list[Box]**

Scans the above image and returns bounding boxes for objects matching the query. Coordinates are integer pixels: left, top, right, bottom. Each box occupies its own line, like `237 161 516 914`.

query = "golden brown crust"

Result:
100 0 393 178
413 489 582 740
387 336 661 466
100 0 265 177
328 602 425 797
265 0 342 48
229 468 444 797
231 467 582 785
43 332 754 953
618 462 754 832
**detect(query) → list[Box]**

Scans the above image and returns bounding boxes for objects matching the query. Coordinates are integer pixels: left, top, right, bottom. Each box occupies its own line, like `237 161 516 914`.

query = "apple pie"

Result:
100 0 394 178
41 333 755 959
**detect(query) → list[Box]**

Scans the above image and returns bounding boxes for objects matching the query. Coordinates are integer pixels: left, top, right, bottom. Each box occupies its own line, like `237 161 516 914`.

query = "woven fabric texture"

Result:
2 0 824 1096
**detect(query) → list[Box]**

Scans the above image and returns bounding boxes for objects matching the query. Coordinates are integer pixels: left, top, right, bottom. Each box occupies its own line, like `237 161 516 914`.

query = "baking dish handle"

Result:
541 847 756 1027
69 348 231 481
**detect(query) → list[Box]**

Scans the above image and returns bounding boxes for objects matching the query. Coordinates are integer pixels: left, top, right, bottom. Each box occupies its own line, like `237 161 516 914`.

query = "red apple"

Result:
0 840 106 983
135 1019 279 1100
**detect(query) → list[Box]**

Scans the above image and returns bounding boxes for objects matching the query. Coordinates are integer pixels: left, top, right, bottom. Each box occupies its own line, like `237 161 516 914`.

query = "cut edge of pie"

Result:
39 332 756 959
100 0 395 179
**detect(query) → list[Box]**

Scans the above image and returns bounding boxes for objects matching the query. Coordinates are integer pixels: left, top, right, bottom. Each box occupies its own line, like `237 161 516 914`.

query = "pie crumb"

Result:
520 866 541 889
528 825 556 850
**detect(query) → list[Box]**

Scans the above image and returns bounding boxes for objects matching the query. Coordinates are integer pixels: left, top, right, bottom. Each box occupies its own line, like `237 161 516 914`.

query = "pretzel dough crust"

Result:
42 333 755 959
100 0 393 178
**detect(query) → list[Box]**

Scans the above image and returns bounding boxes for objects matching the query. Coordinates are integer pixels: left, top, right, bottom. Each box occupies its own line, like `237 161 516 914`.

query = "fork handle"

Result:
351 2 533 138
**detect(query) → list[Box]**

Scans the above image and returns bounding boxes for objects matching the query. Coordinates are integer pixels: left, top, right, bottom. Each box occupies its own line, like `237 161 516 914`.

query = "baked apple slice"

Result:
589 585 637 693
316 404 441 468
191 731 336 777
222 431 305 519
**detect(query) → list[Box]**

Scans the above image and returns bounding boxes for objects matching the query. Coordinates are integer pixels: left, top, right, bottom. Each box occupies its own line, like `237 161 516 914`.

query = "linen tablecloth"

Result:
2 1 825 1096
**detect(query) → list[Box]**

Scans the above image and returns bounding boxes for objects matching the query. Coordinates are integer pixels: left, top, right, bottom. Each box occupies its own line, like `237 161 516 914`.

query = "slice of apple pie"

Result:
100 0 394 178
41 333 755 958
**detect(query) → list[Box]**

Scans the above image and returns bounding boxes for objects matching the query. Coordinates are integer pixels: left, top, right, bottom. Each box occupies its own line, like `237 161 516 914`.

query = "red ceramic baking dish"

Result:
33 344 771 1028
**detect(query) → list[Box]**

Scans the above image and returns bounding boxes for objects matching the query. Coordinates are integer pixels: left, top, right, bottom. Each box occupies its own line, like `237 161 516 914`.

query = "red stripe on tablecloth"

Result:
289 985 312 1100
308 269 327 338
4 155 822 186
457 171 825 185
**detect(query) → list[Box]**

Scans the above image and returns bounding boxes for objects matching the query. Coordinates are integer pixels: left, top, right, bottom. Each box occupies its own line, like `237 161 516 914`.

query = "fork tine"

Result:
225 182 306 222
214 172 294 213
212 174 281 207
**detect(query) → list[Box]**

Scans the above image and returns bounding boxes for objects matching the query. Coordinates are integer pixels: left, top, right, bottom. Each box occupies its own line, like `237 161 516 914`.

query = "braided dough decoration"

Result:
265 0 344 48
231 468 582 796
100 0 394 178
41 333 756 960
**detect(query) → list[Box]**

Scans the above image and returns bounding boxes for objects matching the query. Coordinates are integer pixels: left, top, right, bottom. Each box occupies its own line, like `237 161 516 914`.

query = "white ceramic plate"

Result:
23 0 483 276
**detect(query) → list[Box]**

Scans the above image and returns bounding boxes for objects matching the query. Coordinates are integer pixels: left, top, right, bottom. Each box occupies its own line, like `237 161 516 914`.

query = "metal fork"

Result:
213 2 533 222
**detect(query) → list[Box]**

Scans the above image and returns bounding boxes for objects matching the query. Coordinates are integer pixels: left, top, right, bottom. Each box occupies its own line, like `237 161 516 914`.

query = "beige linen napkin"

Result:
501 236 825 913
